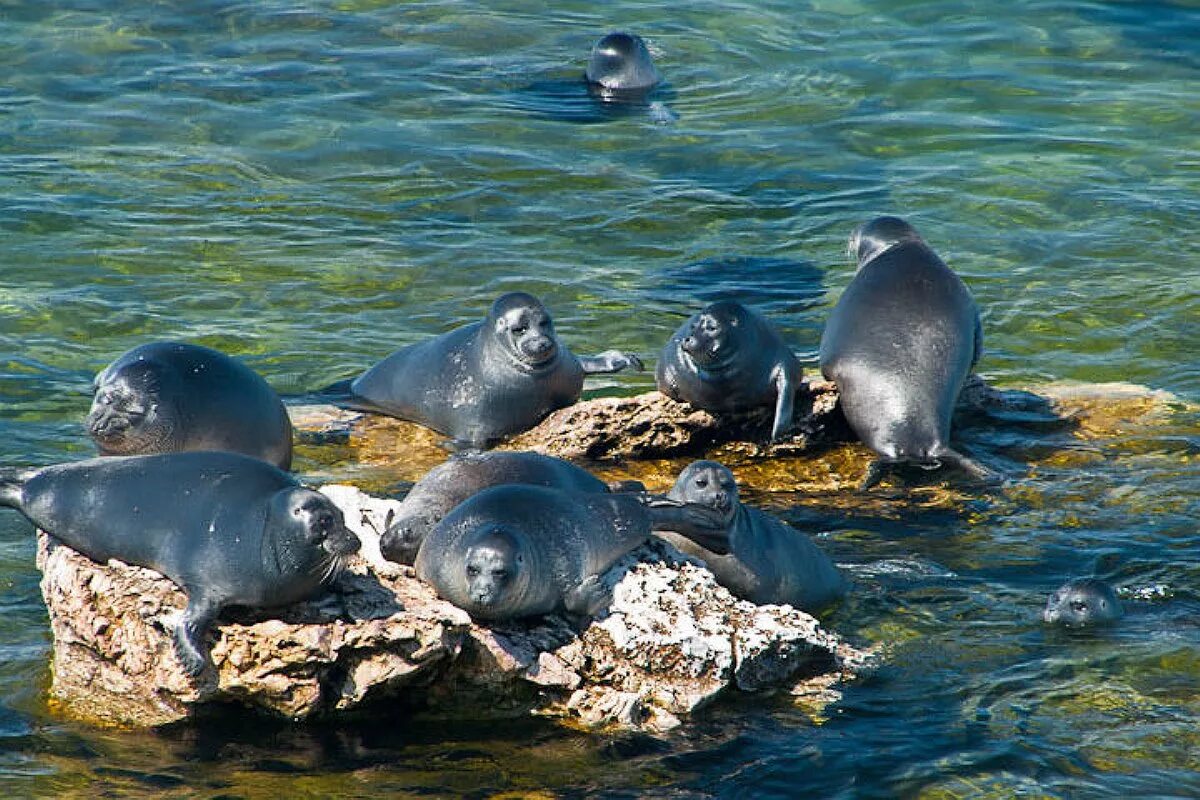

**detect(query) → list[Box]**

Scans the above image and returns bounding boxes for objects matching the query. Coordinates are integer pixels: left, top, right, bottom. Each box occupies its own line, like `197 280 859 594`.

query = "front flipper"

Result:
172 595 221 678
769 363 799 442
577 350 644 375
563 574 612 617
641 495 731 555
937 447 1001 485
606 479 647 493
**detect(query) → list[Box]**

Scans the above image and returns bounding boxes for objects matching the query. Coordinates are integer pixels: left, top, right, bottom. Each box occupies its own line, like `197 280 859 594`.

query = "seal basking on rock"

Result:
86 341 294 470
1043 578 1124 627
0 452 359 676
655 300 803 442
585 32 661 95
656 461 846 612
414 484 729 623
819 216 991 488
380 450 638 565
349 292 642 450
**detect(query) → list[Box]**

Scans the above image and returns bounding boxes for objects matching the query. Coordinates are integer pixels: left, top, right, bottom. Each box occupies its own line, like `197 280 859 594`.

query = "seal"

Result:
0 451 360 676
349 292 643 449
585 32 661 95
414 484 729 622
655 300 803 442
818 216 991 488
380 450 637 565
1043 578 1124 627
86 341 294 470
656 461 846 612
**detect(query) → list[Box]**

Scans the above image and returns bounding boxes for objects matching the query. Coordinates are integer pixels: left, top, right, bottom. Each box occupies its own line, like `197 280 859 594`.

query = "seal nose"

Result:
523 335 555 360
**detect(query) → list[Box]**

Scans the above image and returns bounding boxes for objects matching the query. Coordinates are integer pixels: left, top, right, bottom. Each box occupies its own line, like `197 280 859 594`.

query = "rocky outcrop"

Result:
37 485 872 731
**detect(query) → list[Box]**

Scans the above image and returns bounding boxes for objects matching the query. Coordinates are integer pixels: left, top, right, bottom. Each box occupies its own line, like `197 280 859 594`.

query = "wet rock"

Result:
37 485 871 731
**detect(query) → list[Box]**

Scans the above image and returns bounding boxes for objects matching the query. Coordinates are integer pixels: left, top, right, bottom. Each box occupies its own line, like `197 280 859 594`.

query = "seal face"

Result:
585 32 661 94
86 341 294 470
658 460 846 612
414 483 729 622
819 216 990 488
349 291 642 449
1043 578 1124 627
655 300 803 442
0 452 359 676
380 451 612 565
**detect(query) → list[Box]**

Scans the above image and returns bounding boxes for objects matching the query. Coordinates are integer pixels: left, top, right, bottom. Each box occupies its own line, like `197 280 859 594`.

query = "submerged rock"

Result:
37 485 871 731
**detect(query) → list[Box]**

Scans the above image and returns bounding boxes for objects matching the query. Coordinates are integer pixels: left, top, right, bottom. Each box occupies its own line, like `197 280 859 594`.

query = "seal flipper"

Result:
858 459 893 491
641 495 731 555
577 350 644 374
173 595 221 678
563 574 612 617
769 363 798 442
0 467 37 510
937 447 999 484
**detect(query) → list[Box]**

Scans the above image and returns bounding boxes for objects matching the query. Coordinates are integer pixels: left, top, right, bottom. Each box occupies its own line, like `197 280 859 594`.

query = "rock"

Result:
37 485 872 731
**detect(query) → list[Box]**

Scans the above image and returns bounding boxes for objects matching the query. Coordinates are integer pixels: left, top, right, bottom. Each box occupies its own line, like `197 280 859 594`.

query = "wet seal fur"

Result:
819 216 991 488
0 452 359 676
655 300 803 442
414 484 729 623
585 32 661 96
657 461 846 612
349 292 642 450
381 450 638 565
86 341 294 470
1043 578 1124 627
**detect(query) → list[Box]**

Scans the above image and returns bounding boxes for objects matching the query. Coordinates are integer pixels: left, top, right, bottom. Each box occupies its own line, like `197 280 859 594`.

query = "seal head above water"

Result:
585 32 661 94
1043 578 1124 627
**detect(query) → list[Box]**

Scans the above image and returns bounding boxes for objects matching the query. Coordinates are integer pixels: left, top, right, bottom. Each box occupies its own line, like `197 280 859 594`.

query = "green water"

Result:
1 0 1198 797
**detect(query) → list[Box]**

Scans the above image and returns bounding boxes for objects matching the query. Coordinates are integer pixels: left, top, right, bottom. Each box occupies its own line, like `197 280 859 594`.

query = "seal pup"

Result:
414 484 729 622
381 450 637 565
585 32 661 96
819 216 991 489
655 300 803 442
349 292 643 449
86 341 294 470
0 452 360 676
1043 578 1124 627
656 461 846 612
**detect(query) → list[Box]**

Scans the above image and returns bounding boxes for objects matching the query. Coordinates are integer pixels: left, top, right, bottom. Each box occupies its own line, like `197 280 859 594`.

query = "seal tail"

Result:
0 467 35 509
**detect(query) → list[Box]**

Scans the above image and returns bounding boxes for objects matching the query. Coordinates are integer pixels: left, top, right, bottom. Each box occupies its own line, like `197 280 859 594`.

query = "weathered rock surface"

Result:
38 484 872 731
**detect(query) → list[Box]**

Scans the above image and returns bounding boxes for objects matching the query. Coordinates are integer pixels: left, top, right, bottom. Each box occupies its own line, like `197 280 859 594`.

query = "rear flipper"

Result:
577 350 644 374
172 596 220 678
641 495 731 555
858 450 998 491
937 448 1001 485
0 467 36 510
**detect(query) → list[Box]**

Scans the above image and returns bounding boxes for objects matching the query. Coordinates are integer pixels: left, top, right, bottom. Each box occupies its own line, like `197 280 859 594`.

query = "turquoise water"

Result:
1 0 1198 797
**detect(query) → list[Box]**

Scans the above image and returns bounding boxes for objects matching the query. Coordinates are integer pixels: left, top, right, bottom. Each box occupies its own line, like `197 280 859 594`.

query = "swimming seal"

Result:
381 450 630 565
819 216 991 488
86 341 294 470
349 292 643 449
0 452 359 676
655 300 803 442
585 32 661 94
657 460 846 612
414 484 729 622
1043 578 1124 627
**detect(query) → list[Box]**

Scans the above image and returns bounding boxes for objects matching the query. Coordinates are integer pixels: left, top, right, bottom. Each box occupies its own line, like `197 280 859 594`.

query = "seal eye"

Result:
467 566 480 577
512 324 528 335
1071 601 1088 612
694 477 708 488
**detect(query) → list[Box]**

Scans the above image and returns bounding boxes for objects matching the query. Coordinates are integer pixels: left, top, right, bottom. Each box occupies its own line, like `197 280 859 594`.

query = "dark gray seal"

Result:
585 32 661 94
381 450 633 565
86 341 294 470
655 300 803 442
1043 578 1124 627
657 460 846 612
0 451 359 676
414 484 729 622
349 292 642 449
819 216 991 488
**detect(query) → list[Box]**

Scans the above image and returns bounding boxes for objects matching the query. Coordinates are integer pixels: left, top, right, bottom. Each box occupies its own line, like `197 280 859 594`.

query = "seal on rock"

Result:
86 341 294 470
348 292 643 449
818 216 991 488
656 460 846 612
585 32 661 95
655 300 803 442
414 484 729 622
0 451 359 676
380 450 638 565
1043 578 1124 627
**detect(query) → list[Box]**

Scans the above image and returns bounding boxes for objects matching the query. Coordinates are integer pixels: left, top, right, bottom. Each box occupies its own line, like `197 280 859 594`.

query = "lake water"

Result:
1 0 1198 797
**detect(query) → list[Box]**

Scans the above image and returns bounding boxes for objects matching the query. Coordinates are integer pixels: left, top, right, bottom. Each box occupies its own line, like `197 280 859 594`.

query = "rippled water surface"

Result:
1 1 1198 797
